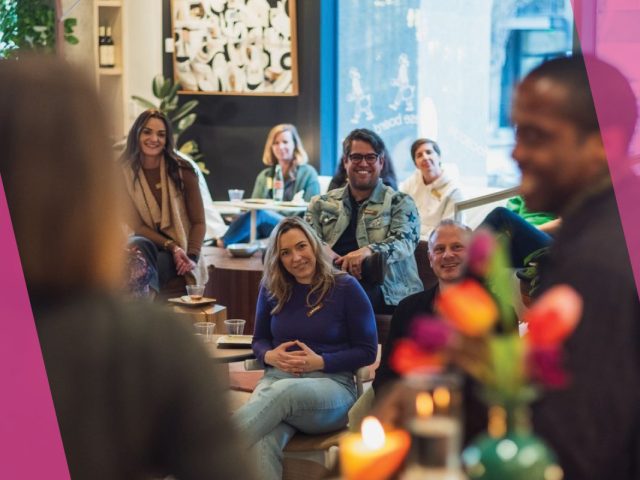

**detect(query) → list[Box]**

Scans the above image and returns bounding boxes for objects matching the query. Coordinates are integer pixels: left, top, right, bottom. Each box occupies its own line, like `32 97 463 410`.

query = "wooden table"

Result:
212 199 307 242
205 335 255 363
171 303 227 325
203 246 264 334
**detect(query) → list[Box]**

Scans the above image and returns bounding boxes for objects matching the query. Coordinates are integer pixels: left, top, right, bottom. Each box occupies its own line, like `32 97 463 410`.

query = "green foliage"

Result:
132 75 206 171
0 0 78 58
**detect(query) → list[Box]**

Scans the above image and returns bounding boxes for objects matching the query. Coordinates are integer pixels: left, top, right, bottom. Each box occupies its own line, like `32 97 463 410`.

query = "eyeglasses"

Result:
348 153 379 164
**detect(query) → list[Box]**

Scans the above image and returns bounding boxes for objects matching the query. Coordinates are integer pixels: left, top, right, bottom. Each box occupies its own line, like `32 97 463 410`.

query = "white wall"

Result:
124 0 164 127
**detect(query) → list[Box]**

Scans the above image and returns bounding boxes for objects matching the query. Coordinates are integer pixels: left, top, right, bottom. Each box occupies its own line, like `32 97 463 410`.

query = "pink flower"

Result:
467 229 496 277
527 345 569 388
410 315 453 352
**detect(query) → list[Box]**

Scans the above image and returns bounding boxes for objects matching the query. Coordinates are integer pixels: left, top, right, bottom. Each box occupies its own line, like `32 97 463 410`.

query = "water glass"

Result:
224 319 246 336
228 189 244 202
186 284 205 300
194 322 216 342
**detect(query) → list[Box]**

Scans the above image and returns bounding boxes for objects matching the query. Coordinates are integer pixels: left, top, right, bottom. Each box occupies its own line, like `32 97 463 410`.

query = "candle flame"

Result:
433 387 451 410
416 392 434 418
361 416 385 450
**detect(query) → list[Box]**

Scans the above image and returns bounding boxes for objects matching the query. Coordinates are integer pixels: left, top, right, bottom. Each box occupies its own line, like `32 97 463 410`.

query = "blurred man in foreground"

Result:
512 54 640 479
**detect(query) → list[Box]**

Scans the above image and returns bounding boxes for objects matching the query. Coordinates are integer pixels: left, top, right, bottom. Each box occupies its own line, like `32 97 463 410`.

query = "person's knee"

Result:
482 206 511 231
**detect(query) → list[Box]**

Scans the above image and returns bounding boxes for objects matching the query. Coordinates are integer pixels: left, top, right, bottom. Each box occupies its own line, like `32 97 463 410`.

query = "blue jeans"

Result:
232 368 356 480
481 207 552 267
221 210 284 246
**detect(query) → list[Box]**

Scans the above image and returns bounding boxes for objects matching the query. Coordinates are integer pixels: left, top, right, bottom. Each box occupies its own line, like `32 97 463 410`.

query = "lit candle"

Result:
339 416 411 480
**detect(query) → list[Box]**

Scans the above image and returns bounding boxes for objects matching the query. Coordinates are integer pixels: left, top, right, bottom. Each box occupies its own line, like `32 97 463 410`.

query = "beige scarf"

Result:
123 157 208 286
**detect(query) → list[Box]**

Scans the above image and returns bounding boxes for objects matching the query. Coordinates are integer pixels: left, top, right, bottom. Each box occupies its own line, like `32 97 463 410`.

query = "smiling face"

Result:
278 227 317 284
138 117 167 159
511 77 606 213
414 142 442 184
428 225 469 285
271 130 295 164
344 139 384 198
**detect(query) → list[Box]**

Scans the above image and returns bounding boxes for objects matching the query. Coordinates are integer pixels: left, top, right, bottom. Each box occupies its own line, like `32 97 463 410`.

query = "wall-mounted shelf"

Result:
94 0 127 139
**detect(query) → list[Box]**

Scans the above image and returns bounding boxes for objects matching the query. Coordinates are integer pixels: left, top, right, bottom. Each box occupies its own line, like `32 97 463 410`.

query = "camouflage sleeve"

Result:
304 195 323 236
368 193 420 264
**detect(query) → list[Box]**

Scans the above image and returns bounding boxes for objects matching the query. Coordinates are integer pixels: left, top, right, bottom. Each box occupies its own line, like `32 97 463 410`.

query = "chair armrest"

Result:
244 358 264 371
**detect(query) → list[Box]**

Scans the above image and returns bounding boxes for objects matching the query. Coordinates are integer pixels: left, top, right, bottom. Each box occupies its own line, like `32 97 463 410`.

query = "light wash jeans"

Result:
221 210 283 246
232 368 356 480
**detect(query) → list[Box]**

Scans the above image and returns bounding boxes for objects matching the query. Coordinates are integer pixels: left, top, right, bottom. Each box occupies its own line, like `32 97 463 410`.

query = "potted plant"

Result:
0 0 77 58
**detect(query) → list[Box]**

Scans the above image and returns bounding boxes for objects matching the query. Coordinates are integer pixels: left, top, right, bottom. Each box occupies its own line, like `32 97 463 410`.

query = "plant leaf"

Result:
131 95 157 110
177 113 196 131
486 236 518 332
170 99 199 123
152 75 164 98
159 77 172 99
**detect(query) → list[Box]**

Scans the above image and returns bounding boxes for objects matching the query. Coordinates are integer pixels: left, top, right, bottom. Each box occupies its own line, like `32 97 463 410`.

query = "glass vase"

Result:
461 403 563 480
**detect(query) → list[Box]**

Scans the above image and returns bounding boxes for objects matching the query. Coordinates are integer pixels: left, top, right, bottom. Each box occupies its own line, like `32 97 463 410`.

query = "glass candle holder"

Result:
401 371 466 480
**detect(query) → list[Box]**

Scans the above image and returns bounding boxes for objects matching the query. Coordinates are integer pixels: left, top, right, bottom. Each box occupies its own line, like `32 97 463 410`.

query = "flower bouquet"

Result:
388 230 582 479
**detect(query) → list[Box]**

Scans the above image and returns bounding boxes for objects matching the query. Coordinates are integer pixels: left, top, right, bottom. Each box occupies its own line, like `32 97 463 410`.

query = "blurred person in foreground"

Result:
0 56 254 480
511 54 640 480
232 217 377 480
374 55 640 480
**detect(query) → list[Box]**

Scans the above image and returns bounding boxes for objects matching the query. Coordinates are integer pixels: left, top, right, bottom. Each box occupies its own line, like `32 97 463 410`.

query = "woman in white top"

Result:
399 138 464 239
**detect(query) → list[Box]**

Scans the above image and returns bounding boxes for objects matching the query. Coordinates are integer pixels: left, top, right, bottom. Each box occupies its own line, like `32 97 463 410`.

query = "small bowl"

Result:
227 243 259 258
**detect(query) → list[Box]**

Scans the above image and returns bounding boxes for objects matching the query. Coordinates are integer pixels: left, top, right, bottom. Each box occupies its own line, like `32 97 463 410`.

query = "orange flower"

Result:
435 279 499 337
389 339 444 374
524 284 582 347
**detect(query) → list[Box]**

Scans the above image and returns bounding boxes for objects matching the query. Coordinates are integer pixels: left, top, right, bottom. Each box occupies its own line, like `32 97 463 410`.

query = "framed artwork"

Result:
171 0 299 96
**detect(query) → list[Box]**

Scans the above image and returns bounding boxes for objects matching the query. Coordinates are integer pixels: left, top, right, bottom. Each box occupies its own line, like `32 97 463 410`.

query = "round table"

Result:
206 334 255 363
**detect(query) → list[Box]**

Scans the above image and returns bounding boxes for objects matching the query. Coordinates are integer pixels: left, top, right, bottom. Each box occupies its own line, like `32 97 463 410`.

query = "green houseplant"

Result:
132 74 208 174
0 0 78 59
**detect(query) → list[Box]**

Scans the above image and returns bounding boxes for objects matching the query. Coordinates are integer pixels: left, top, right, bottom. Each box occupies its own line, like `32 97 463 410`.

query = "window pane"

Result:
337 0 574 193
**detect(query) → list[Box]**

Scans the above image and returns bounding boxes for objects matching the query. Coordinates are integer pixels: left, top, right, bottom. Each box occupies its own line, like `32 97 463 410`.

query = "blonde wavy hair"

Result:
262 217 340 314
261 124 309 168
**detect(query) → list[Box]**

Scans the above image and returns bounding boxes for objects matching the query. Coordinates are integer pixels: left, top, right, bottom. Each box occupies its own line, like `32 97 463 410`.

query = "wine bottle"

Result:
98 26 109 68
103 26 115 68
273 165 284 202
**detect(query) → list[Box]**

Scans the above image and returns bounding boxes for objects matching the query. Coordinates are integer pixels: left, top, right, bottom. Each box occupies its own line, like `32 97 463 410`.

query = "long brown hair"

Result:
262 217 339 314
0 56 125 294
120 109 192 191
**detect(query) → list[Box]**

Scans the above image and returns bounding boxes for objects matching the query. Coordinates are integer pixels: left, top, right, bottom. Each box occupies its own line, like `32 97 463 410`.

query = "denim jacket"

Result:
306 180 423 305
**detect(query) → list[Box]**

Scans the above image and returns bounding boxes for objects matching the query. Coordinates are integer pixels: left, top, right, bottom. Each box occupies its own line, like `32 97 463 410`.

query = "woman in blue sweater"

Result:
232 217 377 480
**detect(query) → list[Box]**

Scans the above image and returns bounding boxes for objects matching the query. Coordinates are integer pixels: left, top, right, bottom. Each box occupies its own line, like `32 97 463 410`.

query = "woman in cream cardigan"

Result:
121 109 208 293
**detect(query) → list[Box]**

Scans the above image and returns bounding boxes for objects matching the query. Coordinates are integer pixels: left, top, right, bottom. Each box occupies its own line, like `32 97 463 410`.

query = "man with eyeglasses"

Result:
306 128 423 314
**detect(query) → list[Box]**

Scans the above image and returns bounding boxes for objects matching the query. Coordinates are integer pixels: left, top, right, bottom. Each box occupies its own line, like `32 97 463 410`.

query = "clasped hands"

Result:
264 340 324 375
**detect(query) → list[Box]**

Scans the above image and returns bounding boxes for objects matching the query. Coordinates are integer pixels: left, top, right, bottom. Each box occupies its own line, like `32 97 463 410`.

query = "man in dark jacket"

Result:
512 55 640 480
373 219 471 394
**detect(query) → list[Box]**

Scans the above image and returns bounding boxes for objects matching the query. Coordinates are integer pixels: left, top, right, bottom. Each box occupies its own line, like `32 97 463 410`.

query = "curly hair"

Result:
262 217 341 314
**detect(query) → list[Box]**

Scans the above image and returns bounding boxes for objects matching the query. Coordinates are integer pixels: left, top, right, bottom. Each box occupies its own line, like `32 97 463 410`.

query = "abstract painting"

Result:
171 0 298 95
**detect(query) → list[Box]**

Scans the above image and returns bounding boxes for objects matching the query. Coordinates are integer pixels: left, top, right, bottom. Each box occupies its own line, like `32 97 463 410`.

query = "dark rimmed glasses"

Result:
347 153 379 164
